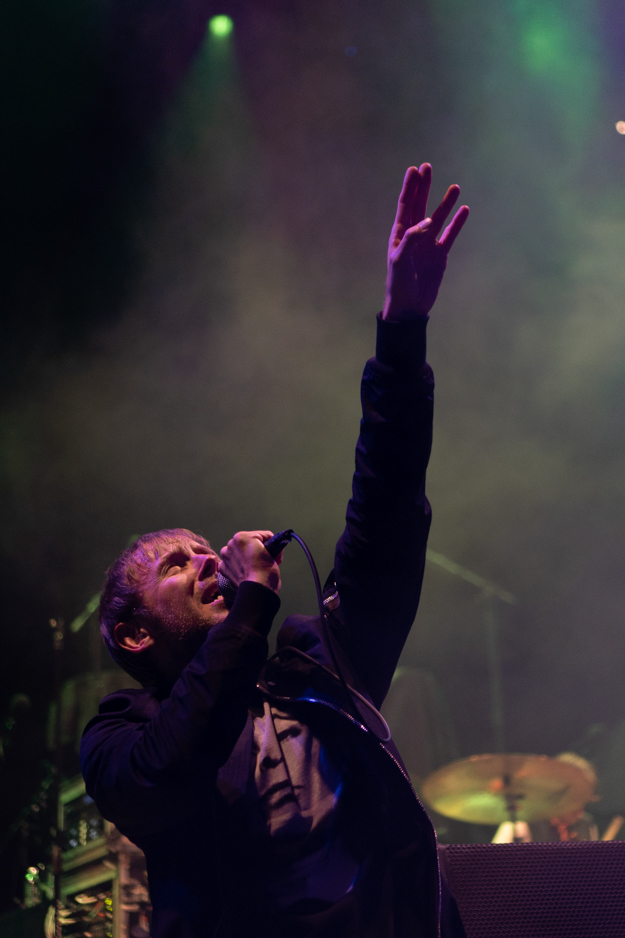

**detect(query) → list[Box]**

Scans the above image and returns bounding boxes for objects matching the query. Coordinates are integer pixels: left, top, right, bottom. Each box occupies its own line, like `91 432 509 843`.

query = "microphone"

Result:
217 529 293 606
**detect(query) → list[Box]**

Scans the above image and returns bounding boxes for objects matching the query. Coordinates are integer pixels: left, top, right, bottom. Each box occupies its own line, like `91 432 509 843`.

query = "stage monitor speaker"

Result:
440 841 625 938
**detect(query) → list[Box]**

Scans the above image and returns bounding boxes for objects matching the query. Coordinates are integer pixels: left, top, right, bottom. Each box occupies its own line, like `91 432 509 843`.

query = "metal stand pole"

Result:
483 593 505 754
425 551 515 755
50 618 64 938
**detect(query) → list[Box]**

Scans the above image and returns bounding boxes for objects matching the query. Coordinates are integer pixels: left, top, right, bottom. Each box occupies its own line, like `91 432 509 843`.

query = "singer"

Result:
81 164 469 938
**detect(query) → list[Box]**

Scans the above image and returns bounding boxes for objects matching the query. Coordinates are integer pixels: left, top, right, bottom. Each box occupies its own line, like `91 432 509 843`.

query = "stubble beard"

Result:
153 604 224 660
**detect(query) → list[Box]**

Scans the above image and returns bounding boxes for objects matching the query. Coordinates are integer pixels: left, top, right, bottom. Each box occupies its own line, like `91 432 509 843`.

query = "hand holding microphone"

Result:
218 529 293 605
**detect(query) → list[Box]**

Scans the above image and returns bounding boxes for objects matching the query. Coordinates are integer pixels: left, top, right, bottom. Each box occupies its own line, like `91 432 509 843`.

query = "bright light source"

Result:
209 15 233 38
616 121 625 135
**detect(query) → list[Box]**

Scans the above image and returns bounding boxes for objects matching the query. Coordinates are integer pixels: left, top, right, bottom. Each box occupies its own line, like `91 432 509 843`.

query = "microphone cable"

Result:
218 529 390 743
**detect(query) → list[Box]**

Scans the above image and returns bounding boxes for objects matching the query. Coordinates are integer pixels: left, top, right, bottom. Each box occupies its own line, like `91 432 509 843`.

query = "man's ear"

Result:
114 621 155 654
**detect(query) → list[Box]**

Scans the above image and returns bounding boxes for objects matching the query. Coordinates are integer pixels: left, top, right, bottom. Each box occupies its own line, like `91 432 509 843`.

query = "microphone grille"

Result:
217 572 232 594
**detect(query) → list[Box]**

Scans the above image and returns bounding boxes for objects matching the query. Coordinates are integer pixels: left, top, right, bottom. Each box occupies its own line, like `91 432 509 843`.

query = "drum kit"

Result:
420 752 612 840
419 554 621 842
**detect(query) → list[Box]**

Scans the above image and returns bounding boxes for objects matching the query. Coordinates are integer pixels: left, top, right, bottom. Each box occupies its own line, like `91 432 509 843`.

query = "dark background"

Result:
3 0 625 909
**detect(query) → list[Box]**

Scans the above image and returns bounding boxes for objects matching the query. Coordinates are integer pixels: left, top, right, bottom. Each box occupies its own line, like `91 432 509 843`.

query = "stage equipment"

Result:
422 753 596 825
439 841 625 938
50 617 64 938
602 815 624 840
42 775 150 938
208 15 233 37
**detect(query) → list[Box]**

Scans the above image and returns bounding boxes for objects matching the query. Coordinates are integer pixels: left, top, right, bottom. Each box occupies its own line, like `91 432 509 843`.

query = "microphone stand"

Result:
426 550 517 753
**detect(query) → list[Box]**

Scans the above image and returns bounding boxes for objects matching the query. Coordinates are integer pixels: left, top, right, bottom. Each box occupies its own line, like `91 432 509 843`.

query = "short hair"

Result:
99 528 210 685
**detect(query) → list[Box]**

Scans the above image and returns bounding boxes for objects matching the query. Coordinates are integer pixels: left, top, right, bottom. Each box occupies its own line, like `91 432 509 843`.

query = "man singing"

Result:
81 164 469 938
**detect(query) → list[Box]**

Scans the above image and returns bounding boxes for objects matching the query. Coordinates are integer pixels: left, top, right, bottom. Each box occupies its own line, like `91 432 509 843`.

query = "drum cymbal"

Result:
421 753 596 825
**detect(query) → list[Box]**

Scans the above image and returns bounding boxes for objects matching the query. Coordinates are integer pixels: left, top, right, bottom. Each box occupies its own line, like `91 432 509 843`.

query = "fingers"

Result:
218 530 281 592
429 184 460 239
219 530 274 559
250 530 275 544
390 163 434 247
390 166 469 275
438 205 470 252
403 192 469 258
412 163 432 226
399 217 433 257
390 166 420 245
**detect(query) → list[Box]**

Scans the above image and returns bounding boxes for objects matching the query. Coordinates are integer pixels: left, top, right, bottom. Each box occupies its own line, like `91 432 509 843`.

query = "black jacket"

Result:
81 315 462 937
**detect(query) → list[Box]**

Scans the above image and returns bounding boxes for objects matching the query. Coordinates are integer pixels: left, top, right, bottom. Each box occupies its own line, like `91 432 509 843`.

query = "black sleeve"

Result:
334 314 433 709
80 581 280 834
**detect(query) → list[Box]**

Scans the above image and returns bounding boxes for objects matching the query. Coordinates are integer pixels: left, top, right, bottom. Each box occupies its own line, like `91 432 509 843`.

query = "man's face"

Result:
141 536 228 648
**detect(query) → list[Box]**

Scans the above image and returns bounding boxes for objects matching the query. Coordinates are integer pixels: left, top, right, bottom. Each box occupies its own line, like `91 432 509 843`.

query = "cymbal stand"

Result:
502 771 528 842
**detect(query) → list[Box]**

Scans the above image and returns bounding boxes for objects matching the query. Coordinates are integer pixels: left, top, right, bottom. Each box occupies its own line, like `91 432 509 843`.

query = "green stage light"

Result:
209 15 233 38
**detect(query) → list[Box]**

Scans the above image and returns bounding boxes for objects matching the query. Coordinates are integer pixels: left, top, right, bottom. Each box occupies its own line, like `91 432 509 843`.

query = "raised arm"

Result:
334 165 469 709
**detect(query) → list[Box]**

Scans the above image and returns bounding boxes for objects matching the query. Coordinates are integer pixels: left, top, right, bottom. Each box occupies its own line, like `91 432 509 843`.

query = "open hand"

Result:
383 163 469 321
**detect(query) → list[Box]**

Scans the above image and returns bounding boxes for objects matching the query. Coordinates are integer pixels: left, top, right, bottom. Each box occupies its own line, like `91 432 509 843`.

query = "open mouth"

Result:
201 585 223 605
